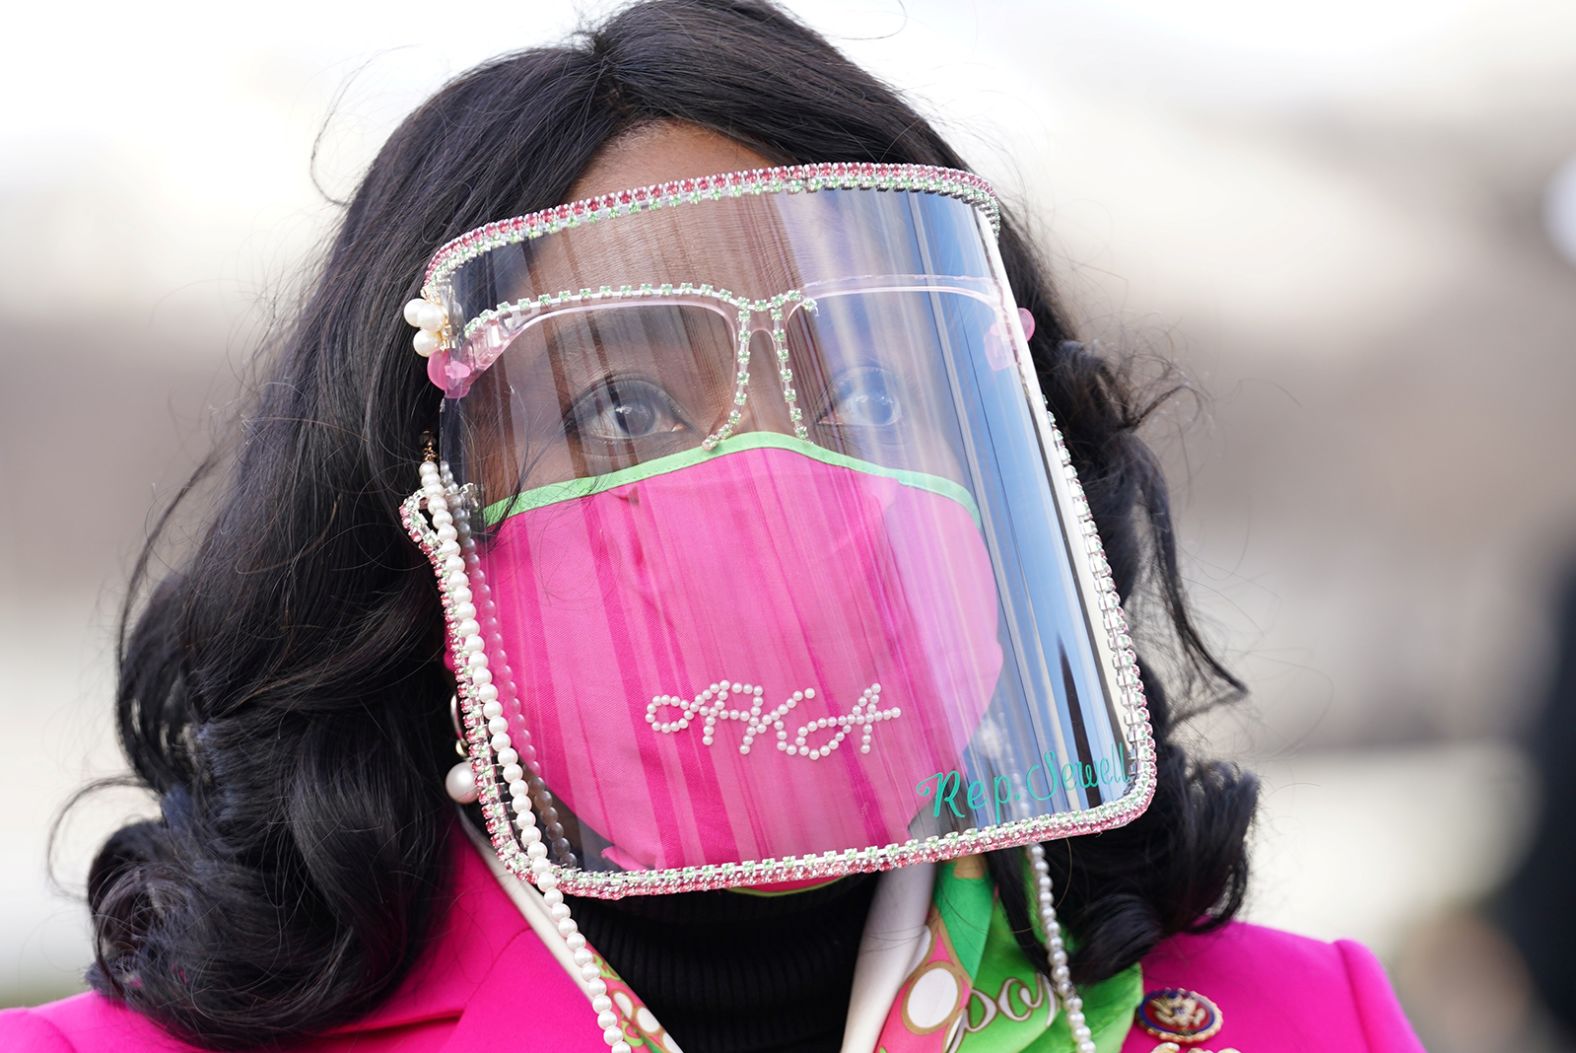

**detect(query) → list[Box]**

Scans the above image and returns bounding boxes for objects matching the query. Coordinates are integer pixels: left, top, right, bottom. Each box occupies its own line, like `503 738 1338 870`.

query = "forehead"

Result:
566 121 780 203
512 123 873 303
433 125 1000 326
515 123 793 297
513 196 870 305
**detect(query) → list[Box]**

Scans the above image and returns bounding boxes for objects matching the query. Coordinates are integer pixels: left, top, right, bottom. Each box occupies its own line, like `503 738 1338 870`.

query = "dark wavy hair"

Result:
74 0 1259 1047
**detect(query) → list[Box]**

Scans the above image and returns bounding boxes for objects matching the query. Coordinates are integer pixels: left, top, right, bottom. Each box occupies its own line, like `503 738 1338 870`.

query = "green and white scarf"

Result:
591 854 1142 1052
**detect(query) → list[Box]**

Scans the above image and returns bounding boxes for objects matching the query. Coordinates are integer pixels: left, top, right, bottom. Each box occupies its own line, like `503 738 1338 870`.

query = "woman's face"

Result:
459 120 972 507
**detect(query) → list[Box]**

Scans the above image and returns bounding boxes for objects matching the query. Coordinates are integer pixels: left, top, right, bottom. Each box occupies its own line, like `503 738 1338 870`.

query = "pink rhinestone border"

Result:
419 161 1002 299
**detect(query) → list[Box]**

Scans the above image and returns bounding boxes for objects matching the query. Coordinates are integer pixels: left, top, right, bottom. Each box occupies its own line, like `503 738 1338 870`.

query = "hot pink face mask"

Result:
477 439 1005 875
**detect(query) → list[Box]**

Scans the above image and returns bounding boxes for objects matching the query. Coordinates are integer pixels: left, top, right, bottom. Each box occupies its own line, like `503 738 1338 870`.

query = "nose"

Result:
729 328 801 440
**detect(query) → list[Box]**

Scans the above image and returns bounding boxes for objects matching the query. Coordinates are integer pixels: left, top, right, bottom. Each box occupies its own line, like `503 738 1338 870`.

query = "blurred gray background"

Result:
3 2 1573 1049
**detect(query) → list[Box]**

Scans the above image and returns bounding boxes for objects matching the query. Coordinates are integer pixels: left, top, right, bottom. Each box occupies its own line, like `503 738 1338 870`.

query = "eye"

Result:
818 365 903 428
565 375 690 441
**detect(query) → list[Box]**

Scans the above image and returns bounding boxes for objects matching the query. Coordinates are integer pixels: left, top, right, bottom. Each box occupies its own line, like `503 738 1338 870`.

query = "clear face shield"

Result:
401 163 1155 897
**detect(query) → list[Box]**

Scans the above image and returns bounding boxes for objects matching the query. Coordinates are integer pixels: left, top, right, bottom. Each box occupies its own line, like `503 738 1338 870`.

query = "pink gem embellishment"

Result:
426 350 475 395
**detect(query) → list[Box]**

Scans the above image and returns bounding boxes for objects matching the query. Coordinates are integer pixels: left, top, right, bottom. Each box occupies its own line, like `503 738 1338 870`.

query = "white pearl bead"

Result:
415 302 446 332
592 994 612 1013
586 978 607 997
603 1025 624 1045
443 761 477 804
413 329 439 358
403 298 430 327
597 1011 618 1030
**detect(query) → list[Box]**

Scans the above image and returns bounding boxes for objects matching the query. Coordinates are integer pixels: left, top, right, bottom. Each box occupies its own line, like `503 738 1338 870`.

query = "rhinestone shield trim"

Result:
419 161 1001 298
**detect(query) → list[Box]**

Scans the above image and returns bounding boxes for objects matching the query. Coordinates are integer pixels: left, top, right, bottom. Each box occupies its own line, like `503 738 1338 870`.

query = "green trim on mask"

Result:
480 431 982 529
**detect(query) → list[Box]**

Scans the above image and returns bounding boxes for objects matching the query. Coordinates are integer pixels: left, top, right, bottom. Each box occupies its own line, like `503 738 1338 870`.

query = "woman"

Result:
0 1 1427 1050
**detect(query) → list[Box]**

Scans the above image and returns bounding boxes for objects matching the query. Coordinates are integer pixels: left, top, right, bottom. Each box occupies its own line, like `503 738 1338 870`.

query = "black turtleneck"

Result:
564 872 881 1053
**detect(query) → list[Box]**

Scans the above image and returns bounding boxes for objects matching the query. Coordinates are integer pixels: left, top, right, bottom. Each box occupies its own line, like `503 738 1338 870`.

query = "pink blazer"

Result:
1 836 1426 1051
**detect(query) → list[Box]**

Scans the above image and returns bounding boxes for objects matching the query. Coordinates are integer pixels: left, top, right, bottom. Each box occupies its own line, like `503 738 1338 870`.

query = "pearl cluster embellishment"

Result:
646 680 900 759
403 296 451 358
1028 842 1097 1053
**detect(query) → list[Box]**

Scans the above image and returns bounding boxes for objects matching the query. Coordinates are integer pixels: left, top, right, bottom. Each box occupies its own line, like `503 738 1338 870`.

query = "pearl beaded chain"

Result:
420 457 625 1049
1028 841 1098 1053
438 461 576 866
